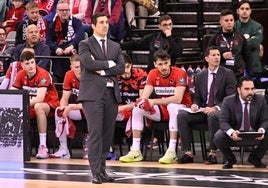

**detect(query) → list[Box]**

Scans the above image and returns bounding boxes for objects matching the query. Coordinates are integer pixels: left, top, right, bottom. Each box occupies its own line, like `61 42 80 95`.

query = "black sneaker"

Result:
178 154 193 164
205 154 217 165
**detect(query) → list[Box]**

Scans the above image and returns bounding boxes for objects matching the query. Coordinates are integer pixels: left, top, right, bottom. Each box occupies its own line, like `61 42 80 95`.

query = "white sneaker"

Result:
158 149 178 164
36 145 49 159
50 147 70 159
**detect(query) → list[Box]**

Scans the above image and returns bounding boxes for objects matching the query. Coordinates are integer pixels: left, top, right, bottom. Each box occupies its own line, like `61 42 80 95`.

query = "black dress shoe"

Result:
222 161 234 169
100 171 114 182
178 154 193 164
248 153 267 168
205 154 217 165
92 174 102 184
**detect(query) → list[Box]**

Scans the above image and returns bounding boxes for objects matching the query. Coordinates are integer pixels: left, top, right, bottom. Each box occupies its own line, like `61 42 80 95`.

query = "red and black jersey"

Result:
117 68 147 104
13 66 59 109
62 70 80 103
147 66 192 107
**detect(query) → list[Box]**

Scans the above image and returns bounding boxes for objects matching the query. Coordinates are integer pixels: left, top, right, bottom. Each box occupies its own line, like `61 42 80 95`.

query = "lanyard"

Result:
221 34 234 51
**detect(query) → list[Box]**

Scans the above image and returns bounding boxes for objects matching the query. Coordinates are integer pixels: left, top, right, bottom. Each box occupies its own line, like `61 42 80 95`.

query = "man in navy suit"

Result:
177 46 237 164
214 76 268 169
78 12 125 184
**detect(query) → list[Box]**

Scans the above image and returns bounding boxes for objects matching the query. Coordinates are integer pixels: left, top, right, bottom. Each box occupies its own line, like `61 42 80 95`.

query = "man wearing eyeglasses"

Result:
234 0 263 87
0 27 14 76
46 0 85 82
120 14 183 73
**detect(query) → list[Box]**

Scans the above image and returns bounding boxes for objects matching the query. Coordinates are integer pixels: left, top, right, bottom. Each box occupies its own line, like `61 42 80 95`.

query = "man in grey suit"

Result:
78 12 125 184
214 76 268 169
177 46 237 164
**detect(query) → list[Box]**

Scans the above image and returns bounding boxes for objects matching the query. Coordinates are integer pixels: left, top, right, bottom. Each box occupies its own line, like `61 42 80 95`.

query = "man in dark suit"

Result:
214 76 268 169
177 46 237 164
78 12 125 184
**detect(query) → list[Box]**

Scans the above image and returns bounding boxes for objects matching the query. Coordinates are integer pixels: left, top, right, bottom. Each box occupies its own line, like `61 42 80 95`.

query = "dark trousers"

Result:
177 110 220 152
214 129 268 162
82 88 118 175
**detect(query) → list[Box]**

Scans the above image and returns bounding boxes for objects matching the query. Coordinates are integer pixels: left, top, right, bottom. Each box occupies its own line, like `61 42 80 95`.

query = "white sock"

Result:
59 133 67 148
132 138 141 151
168 139 177 151
39 133 47 147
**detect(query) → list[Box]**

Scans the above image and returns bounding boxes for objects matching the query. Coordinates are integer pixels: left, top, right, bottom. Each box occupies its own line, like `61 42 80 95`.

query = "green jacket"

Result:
235 18 263 74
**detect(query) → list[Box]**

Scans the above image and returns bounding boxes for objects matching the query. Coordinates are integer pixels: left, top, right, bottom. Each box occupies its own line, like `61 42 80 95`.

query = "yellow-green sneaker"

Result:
158 150 178 164
119 149 143 163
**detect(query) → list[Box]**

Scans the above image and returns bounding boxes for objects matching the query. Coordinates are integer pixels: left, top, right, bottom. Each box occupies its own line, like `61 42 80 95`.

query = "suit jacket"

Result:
78 35 125 103
220 94 268 132
193 66 237 108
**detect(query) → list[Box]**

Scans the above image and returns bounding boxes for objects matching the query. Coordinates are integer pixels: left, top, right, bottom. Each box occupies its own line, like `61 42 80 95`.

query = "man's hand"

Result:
222 51 233 59
191 104 199 112
231 130 242 141
63 45 75 55
256 128 265 140
202 107 217 115
56 48 64 55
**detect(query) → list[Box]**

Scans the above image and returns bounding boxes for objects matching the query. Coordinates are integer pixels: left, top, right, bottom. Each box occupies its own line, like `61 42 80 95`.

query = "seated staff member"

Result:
214 76 268 169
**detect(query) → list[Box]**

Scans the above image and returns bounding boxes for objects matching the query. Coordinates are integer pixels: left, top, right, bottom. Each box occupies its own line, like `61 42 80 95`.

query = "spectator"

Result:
214 76 268 169
208 9 251 81
121 14 183 73
50 54 88 160
0 0 7 22
2 0 25 34
0 47 34 89
69 0 90 33
235 0 263 75
33 0 59 23
78 12 125 184
0 27 14 76
177 46 236 164
13 24 51 70
46 0 84 82
11 50 60 159
123 0 160 30
15 1 48 45
84 0 126 42
234 0 263 86
119 50 192 164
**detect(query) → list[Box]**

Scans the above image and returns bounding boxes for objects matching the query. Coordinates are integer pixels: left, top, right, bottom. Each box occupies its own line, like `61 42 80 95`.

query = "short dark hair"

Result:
20 51 35 62
204 46 220 57
91 12 108 25
237 0 251 9
153 50 170 62
158 14 172 24
122 53 132 64
237 76 254 88
220 9 234 17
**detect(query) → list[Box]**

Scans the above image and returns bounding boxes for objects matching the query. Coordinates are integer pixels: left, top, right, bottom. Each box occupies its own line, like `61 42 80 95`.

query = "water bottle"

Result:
180 65 186 72
187 65 194 92
195 65 202 74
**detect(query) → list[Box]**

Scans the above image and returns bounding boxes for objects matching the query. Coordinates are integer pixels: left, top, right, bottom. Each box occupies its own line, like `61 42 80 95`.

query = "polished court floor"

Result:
1 146 268 188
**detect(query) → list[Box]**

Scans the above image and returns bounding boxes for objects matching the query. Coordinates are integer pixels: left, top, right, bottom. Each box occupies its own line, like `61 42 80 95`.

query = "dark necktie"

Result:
100 0 105 11
207 73 216 107
100 39 106 57
244 102 250 131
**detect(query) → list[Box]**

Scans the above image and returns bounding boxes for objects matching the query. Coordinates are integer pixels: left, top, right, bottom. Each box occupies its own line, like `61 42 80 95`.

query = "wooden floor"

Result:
1 157 268 188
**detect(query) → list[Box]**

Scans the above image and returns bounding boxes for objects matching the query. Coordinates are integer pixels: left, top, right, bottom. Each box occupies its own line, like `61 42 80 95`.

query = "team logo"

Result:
40 78 47 85
179 77 185 84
